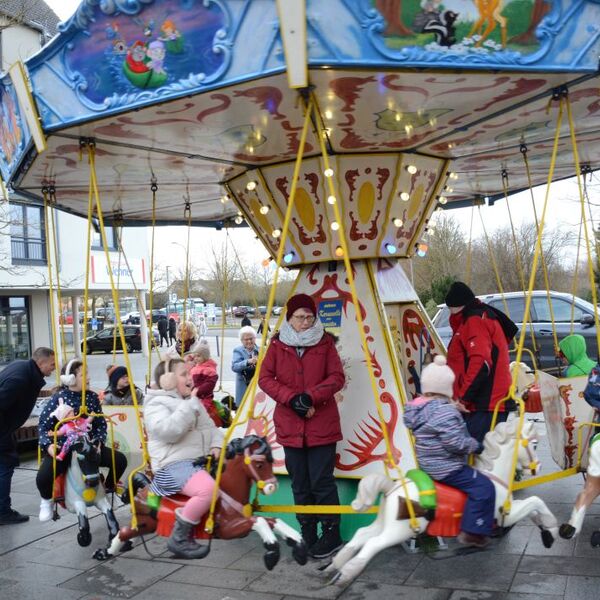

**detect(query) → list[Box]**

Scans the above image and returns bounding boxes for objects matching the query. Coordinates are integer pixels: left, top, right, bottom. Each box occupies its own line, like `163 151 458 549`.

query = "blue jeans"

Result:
0 462 14 514
439 465 495 536
464 411 508 443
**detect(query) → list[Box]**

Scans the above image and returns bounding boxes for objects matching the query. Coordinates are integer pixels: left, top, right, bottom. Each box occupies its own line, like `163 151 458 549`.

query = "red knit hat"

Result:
286 293 317 320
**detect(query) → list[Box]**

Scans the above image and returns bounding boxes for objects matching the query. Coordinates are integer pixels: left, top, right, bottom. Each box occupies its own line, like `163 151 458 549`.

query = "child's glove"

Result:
290 393 313 417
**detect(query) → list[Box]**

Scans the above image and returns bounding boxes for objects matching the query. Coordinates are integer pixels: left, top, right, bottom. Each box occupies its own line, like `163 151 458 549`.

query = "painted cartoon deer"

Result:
468 1 508 48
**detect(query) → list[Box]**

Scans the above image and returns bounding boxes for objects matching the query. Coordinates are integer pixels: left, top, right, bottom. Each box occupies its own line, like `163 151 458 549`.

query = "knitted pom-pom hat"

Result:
420 355 455 399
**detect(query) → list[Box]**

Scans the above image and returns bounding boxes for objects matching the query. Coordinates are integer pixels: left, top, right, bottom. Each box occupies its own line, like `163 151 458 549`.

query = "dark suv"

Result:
432 290 599 372
82 325 157 354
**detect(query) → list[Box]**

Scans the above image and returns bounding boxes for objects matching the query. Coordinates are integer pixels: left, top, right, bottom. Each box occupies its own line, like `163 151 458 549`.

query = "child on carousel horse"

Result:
144 358 223 558
403 355 496 548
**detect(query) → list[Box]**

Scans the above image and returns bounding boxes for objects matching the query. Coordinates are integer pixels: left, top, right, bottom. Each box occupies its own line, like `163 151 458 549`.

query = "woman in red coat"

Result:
259 293 345 559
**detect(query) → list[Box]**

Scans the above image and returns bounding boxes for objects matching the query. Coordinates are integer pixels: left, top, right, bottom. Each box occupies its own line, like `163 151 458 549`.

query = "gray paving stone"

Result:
564 575 600 600
246 552 346 599
0 561 83 585
129 580 283 599
406 552 521 592
0 545 48 574
339 581 451 599
449 592 562 599
510 572 567 595
524 526 575 557
165 564 262 588
28 537 108 571
354 546 423 585
572 515 600 558
59 557 182 598
492 526 534 555
0 577 86 600
519 554 600 577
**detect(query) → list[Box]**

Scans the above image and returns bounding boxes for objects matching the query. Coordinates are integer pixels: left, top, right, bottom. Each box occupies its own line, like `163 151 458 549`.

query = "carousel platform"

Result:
1 424 599 600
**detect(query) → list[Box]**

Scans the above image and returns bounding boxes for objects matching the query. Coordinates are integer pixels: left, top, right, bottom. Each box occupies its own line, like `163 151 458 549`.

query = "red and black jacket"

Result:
447 300 515 412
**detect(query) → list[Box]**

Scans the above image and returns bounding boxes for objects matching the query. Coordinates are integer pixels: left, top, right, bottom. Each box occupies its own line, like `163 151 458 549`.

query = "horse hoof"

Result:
77 530 92 547
263 542 280 571
559 523 576 540
121 540 134 553
590 531 600 547
92 548 111 561
291 540 308 566
541 529 555 548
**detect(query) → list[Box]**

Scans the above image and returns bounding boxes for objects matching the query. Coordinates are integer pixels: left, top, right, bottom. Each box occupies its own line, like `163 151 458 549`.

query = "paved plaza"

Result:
1 417 600 600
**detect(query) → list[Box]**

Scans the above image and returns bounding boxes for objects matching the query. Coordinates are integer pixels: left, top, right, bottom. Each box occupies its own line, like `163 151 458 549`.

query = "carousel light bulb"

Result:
246 181 257 191
324 109 333 120
406 165 418 174
259 205 270 215
438 196 447 205
234 215 244 225
283 251 295 264
393 217 403 227
445 186 453 193
417 242 429 257
220 195 228 204
324 168 334 178
449 172 458 180
385 243 397 255
330 221 340 231
327 195 337 205
272 228 281 238
261 258 271 268
335 245 344 257
400 192 410 201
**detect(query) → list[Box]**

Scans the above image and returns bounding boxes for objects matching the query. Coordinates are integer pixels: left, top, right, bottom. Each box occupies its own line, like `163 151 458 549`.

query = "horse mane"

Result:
477 419 536 471
226 435 273 463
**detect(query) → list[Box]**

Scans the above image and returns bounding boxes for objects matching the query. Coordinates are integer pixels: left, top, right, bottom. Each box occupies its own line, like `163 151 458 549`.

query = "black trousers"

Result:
464 411 509 443
36 445 127 500
159 333 168 347
283 443 340 524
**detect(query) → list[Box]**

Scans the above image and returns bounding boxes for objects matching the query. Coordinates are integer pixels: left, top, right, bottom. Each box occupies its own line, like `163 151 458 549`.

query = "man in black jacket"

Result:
0 347 55 524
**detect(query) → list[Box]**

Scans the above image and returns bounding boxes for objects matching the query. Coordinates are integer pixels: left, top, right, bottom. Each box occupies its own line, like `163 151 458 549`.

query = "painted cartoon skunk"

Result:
423 10 458 47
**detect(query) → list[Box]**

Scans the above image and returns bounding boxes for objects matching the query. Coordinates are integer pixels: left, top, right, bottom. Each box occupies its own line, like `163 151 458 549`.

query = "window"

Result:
10 204 46 264
533 297 583 323
489 297 526 323
91 223 118 250
0 296 31 363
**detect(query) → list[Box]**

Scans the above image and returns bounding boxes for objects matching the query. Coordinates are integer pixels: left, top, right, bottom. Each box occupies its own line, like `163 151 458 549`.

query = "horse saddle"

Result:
155 494 209 539
52 474 67 509
425 483 467 538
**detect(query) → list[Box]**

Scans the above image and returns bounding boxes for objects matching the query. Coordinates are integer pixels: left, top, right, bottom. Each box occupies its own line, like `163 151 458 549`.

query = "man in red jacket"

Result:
445 282 516 443
259 293 345 559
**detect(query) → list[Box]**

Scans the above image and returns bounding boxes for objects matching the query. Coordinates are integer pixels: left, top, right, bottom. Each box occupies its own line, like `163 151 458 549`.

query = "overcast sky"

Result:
44 0 597 274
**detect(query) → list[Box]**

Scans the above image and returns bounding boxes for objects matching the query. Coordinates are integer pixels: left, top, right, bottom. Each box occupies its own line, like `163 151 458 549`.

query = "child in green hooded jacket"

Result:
558 334 596 378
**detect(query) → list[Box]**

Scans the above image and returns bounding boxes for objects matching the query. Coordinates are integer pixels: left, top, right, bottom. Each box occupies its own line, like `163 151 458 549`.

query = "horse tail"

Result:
351 473 396 512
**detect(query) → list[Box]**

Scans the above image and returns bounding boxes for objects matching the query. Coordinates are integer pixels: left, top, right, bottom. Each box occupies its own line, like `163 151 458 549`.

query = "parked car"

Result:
121 311 140 325
82 325 157 354
432 290 599 372
96 307 115 322
146 308 167 324
272 306 283 315
233 306 255 318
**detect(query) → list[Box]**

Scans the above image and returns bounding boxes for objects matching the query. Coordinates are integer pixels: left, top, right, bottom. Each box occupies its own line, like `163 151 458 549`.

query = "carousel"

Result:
2 0 600 580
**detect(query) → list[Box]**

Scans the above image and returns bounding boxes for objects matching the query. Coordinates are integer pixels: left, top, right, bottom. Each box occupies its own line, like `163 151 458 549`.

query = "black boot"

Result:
298 516 318 548
167 509 210 559
309 519 343 559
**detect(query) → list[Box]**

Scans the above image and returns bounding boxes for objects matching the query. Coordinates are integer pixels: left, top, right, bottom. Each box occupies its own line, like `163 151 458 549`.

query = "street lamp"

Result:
165 265 171 315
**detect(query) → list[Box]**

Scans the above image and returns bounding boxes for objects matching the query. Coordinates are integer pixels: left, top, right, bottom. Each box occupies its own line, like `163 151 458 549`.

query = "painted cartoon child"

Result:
146 40 166 74
160 19 180 41
126 40 150 73
49 399 93 461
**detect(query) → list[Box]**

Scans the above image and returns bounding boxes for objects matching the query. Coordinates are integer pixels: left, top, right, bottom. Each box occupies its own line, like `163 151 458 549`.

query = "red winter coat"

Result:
259 332 345 448
191 359 218 401
447 301 512 413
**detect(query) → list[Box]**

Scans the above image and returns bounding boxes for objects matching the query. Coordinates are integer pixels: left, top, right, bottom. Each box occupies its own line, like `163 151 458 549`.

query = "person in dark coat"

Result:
445 281 516 443
259 293 345 559
0 347 55 524
241 315 252 328
157 315 169 347
168 317 177 344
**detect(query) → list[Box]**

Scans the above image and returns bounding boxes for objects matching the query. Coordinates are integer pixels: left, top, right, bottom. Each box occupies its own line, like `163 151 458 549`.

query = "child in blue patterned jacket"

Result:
403 355 496 548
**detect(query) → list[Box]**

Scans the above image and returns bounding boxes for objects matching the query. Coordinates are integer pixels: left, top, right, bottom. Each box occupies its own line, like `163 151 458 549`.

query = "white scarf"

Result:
279 318 324 348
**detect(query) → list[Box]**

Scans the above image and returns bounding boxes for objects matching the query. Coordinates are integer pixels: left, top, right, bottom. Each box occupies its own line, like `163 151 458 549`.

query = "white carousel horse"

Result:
60 434 121 552
325 420 558 585
559 431 600 546
510 361 535 398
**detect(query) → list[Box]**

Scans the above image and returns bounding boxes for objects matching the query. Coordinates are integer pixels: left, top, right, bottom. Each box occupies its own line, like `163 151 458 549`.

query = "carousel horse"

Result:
52 433 120 550
101 435 307 569
559 432 600 546
324 420 558 585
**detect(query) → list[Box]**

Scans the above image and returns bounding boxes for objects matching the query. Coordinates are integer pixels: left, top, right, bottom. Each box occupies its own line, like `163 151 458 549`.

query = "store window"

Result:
10 204 46 265
0 296 31 364
91 221 118 250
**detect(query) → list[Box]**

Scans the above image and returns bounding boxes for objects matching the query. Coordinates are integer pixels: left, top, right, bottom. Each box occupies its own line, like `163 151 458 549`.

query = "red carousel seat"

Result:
525 385 543 413
426 482 467 537
52 474 67 509
155 494 209 539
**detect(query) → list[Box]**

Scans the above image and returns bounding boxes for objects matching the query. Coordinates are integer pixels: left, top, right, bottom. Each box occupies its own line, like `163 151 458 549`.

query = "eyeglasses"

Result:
292 315 315 323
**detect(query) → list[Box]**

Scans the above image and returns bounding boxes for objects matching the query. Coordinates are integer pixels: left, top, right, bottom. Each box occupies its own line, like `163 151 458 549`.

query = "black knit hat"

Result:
445 281 476 307
108 365 128 390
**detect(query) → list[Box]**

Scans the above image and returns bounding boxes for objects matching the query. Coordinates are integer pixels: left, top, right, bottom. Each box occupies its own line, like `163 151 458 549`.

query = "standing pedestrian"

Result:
445 281 517 443
157 315 169 347
168 317 177 344
231 326 259 408
259 293 345 559
241 314 252 328
0 348 55 524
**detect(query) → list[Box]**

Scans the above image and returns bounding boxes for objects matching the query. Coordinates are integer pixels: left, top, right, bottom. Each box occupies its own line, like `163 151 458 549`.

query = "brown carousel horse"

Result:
98 435 307 569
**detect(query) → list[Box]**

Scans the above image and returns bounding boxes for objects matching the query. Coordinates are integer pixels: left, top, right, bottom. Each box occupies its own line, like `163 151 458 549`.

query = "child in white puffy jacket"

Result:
144 358 223 558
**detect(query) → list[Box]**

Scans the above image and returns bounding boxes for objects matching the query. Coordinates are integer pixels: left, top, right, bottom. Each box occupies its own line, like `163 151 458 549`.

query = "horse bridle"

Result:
243 449 277 493
520 434 539 476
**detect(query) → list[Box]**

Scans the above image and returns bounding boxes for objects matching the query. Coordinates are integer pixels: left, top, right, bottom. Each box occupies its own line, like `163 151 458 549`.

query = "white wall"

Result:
1 21 42 72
